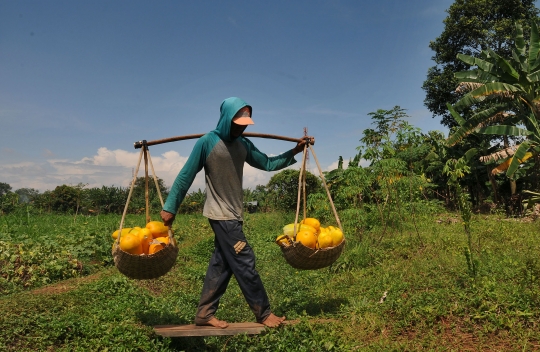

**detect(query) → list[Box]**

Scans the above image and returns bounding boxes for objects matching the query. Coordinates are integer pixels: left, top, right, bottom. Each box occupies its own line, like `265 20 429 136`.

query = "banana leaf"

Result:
512 49 528 73
526 69 540 82
457 53 494 72
446 103 465 127
446 105 508 146
476 125 532 137
454 82 519 110
495 56 520 81
515 24 526 58
529 22 540 71
455 69 498 83
507 140 533 177
464 148 478 162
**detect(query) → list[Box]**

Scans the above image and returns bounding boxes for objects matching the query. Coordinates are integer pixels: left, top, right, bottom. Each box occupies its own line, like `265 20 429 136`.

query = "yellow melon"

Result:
137 229 152 255
296 230 317 249
330 227 344 246
146 221 169 237
317 231 334 249
111 228 131 240
301 218 320 232
119 233 143 255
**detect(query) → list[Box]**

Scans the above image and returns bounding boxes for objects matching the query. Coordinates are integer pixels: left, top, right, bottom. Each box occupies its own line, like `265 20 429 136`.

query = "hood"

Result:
213 97 252 142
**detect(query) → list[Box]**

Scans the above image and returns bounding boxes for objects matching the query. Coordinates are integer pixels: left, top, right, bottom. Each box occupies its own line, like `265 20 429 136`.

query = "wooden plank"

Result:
154 322 266 337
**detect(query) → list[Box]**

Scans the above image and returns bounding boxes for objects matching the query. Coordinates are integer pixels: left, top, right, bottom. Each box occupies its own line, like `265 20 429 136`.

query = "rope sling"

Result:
277 143 346 270
112 143 179 280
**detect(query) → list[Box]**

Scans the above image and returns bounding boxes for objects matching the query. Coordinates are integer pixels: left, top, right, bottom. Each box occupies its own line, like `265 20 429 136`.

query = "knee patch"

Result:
233 241 246 254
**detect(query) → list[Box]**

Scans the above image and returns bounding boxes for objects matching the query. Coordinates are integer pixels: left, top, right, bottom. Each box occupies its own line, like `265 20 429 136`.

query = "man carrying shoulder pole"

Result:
161 97 312 328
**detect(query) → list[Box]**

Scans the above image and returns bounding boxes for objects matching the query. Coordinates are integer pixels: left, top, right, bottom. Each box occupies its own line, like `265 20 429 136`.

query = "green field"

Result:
1 211 540 351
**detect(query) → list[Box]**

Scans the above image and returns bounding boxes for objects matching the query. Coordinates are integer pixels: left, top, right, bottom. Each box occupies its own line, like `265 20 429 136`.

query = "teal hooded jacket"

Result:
163 97 297 221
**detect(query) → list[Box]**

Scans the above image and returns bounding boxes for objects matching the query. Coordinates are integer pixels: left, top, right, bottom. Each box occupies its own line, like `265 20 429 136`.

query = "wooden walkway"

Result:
153 319 334 337
154 322 266 337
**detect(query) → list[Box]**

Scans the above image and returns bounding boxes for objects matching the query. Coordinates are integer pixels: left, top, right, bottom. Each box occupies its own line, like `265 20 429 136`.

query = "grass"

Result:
1 211 540 350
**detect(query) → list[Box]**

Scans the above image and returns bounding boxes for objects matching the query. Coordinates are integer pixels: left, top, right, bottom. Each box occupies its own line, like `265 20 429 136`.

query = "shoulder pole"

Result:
133 133 313 149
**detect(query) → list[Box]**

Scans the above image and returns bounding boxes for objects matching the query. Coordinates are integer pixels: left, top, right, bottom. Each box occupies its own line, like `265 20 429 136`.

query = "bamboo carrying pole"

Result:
133 132 309 149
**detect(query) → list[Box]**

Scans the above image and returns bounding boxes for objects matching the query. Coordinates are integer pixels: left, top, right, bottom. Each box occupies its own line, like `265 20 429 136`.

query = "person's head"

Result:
214 97 253 141
230 106 253 138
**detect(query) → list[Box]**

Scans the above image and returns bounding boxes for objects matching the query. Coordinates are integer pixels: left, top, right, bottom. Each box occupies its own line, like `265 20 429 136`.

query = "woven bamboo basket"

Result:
277 143 345 270
279 238 345 270
112 143 178 280
113 240 179 280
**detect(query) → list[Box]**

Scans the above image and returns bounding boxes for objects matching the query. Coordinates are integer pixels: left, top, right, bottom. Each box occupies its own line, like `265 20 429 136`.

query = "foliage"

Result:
444 155 478 277
422 0 539 127
50 184 86 213
83 185 126 215
0 176 172 216
0 213 122 294
2 212 540 350
0 191 19 214
310 107 444 240
266 169 322 212
178 189 206 214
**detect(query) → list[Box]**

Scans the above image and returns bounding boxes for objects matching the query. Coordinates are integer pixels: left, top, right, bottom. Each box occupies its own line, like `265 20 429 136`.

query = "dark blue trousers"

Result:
195 219 271 324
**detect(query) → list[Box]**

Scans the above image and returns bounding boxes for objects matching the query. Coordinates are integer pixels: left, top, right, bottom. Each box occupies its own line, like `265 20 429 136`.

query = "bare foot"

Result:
262 313 285 328
196 317 229 329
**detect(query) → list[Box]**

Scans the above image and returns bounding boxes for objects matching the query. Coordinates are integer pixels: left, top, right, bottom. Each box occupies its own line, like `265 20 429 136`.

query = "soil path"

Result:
30 268 116 295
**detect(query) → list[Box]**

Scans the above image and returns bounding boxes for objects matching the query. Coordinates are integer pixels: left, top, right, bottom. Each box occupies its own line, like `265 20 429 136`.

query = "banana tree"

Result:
447 22 540 181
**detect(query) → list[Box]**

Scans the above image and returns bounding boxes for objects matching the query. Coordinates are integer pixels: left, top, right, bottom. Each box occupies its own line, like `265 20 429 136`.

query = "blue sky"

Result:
1 0 454 193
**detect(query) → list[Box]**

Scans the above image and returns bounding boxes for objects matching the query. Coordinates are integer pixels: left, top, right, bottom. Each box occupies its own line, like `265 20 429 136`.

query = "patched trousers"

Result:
194 219 271 324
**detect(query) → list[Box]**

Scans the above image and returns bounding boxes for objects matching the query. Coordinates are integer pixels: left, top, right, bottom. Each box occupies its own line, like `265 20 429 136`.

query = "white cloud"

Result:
0 148 197 192
0 147 318 194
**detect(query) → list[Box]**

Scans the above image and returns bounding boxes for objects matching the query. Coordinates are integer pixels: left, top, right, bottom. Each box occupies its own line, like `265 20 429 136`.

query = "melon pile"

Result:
112 221 176 255
276 217 344 249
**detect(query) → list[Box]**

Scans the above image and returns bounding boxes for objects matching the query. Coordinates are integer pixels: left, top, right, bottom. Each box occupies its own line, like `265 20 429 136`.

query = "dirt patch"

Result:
395 317 539 351
31 268 115 295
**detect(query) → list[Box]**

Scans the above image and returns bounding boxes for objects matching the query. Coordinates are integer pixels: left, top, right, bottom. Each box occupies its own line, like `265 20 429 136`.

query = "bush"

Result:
266 169 322 212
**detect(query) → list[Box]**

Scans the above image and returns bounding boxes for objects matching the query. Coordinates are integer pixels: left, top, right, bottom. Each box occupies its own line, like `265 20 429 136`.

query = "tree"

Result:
0 182 12 197
0 183 18 214
15 188 40 203
422 0 539 128
447 22 540 202
129 176 169 214
49 184 84 213
356 106 410 163
83 185 127 214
